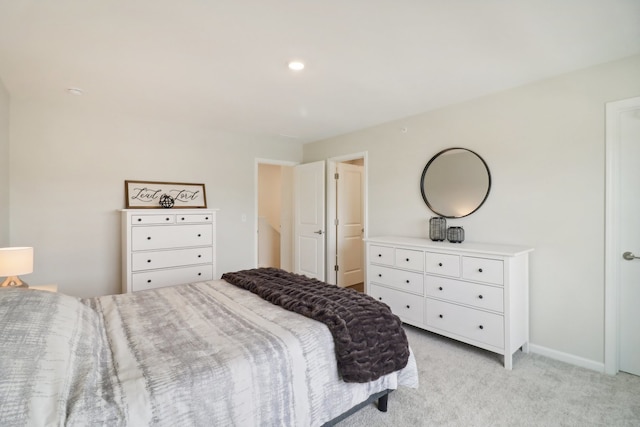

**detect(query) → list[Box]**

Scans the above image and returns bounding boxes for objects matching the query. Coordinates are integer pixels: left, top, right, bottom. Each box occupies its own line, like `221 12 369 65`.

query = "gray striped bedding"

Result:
0 280 418 426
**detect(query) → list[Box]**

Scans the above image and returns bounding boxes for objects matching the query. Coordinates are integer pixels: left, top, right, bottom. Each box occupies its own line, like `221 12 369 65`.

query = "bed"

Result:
0 270 418 426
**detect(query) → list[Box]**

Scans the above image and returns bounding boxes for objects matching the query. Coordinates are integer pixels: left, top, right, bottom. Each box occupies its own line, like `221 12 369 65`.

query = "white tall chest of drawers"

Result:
122 209 217 293
365 236 533 369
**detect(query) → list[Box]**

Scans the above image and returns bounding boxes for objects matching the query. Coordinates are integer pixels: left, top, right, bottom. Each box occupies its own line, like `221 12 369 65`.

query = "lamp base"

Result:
0 276 29 288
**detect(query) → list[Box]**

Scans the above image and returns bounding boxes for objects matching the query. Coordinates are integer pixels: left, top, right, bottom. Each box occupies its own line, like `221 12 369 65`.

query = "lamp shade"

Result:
0 247 34 276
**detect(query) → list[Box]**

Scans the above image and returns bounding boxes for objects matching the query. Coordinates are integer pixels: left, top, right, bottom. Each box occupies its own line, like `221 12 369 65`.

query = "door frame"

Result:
254 158 299 269
326 152 368 285
604 96 640 375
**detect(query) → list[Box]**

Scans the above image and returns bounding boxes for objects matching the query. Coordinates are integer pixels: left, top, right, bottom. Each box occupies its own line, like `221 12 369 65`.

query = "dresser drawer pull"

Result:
405 258 410 262
378 273 382 277
378 297 382 301
438 286 443 291
198 272 202 276
479 325 484 330
478 294 483 299
198 255 202 258
405 279 410 283
406 305 410 309
197 234 202 237
378 254 382 257
478 268 483 273
438 262 443 267
205 217 209 220
182 217 185 221
137 218 142 222
147 259 151 263
147 279 151 283
439 314 443 318
147 237 151 240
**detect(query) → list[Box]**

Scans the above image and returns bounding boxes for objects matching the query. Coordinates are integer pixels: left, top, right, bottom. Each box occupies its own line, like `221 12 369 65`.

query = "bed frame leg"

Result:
377 393 388 412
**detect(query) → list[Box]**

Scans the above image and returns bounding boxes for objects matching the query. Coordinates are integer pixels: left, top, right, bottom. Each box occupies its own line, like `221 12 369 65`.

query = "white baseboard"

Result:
528 344 605 373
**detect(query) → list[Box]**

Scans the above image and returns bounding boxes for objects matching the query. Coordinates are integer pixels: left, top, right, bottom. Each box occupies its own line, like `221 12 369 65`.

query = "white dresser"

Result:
121 209 217 293
365 236 533 369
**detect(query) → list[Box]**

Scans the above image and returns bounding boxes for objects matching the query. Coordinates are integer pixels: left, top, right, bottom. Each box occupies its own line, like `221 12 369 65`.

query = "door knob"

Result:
623 251 640 261
314 230 324 235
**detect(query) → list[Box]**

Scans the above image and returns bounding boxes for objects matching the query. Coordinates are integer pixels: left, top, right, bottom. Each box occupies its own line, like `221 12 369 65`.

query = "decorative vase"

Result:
447 226 465 243
429 217 447 241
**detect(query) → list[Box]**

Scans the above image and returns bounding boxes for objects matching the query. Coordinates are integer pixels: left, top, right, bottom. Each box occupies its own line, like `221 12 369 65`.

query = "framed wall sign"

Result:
125 180 207 209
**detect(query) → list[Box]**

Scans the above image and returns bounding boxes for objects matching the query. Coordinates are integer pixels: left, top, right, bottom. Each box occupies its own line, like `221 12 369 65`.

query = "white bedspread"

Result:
0 280 418 426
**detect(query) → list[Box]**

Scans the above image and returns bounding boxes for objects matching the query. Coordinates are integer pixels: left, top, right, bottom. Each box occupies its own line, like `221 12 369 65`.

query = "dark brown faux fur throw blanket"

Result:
221 268 410 383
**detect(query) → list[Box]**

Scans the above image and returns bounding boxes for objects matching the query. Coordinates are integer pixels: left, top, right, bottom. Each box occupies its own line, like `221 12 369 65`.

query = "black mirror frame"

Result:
420 147 492 218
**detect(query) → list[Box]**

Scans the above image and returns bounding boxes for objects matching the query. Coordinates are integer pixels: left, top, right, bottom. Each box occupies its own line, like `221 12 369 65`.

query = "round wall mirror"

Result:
420 148 491 218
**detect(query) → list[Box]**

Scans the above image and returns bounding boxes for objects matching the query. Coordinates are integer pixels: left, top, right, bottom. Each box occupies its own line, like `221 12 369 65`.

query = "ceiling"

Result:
1 0 639 144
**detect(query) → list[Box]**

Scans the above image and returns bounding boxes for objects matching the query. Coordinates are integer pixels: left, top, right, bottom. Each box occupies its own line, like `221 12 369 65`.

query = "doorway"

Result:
256 160 295 272
326 153 368 289
605 96 640 376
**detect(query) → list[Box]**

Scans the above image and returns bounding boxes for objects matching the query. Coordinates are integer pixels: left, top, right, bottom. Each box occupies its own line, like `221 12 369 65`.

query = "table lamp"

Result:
0 247 34 288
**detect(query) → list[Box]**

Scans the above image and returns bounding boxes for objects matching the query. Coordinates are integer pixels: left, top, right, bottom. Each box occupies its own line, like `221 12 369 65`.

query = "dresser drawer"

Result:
132 214 175 224
462 256 504 285
177 213 214 223
425 252 460 277
425 276 504 312
426 299 504 349
369 284 424 325
395 248 424 272
132 224 213 251
132 265 214 292
132 247 214 271
368 264 424 295
370 245 395 266
368 264 394 286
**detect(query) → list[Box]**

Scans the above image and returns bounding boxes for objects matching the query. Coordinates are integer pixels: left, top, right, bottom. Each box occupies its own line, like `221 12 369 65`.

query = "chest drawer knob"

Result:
478 294 483 299
205 217 209 220
438 286 443 291
478 268 483 273
147 237 151 240
147 279 152 283
198 254 202 258
406 304 410 309
479 325 484 330
181 217 185 221
197 234 202 237
439 314 443 318
405 279 410 283
147 259 151 263
378 273 382 277
137 218 142 222
438 262 443 267
406 258 410 262
378 297 382 301
378 254 382 257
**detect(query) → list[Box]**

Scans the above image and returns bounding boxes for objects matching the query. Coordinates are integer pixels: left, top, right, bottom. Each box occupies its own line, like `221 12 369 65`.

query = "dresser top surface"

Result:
121 208 219 213
365 236 534 257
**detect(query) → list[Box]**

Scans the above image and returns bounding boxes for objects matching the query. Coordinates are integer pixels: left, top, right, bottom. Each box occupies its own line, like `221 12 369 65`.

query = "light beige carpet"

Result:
337 325 640 426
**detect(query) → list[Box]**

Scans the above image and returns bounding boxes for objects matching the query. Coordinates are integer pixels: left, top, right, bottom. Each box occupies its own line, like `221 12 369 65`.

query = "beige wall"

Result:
0 78 9 246
9 99 302 297
303 54 640 366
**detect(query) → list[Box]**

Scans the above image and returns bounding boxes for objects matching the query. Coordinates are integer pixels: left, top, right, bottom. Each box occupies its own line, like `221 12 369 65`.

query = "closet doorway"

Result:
326 153 367 290
256 160 295 272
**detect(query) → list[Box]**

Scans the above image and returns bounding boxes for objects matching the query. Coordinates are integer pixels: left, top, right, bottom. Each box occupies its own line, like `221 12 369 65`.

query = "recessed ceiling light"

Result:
288 61 305 71
66 87 84 96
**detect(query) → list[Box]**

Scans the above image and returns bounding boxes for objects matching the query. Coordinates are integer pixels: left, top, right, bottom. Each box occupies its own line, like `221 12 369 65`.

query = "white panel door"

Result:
618 98 640 376
337 163 364 287
294 161 325 280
